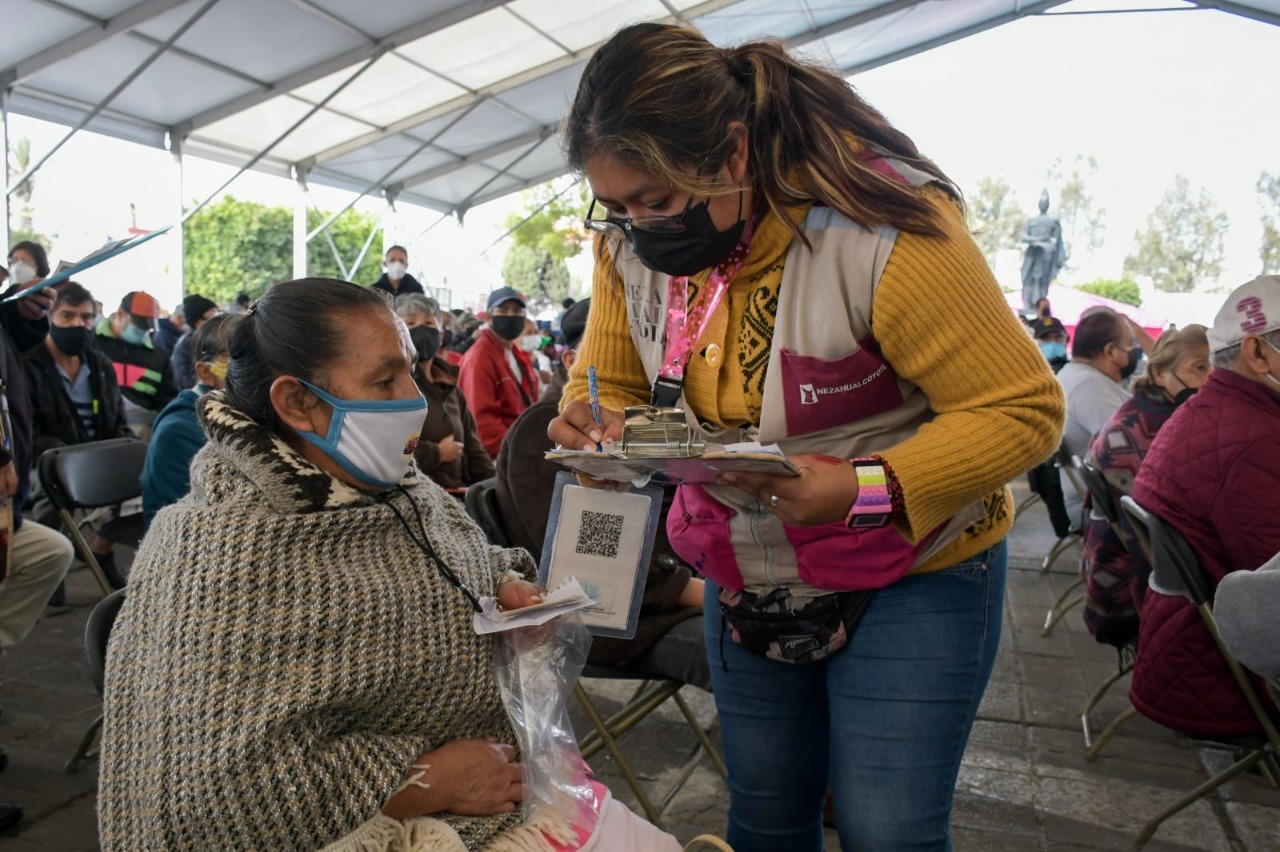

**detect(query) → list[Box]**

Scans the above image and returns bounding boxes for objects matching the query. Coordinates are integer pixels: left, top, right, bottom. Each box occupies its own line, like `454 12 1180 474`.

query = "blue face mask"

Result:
1039 341 1067 361
294 380 427 489
122 322 151 346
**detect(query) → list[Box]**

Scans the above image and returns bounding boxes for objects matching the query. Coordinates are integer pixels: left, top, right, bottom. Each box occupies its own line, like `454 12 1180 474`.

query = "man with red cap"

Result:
94 291 179 442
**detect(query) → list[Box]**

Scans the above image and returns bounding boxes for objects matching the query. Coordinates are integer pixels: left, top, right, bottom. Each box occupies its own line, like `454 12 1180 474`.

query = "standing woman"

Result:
549 23 1065 852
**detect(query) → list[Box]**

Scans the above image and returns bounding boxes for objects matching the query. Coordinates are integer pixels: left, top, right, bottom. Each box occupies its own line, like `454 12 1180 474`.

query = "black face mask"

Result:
410 326 441 363
1169 371 1197 407
626 198 745 277
50 325 93 357
491 315 525 341
440 327 454 348
1119 345 1143 381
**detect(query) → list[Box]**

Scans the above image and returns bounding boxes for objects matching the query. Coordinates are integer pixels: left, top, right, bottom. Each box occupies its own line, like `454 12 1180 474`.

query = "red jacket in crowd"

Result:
1130 369 1280 738
457 327 540 458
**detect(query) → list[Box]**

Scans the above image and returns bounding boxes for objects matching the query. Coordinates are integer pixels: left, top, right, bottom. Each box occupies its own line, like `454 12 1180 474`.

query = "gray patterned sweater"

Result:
99 393 561 851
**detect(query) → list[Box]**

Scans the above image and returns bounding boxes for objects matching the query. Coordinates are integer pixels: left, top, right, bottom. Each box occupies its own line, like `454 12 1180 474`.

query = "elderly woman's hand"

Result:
382 739 523 820
498 579 544 611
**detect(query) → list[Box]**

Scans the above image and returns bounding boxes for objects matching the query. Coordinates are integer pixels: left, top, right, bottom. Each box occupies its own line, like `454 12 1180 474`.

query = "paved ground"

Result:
1 480 1277 850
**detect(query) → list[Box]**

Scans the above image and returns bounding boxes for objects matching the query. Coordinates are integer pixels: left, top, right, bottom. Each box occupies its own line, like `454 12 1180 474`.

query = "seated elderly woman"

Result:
1079 324 1209 647
99 279 678 851
395 294 494 491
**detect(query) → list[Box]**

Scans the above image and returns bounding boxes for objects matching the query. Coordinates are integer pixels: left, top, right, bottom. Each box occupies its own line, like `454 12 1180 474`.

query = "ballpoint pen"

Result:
587 365 603 452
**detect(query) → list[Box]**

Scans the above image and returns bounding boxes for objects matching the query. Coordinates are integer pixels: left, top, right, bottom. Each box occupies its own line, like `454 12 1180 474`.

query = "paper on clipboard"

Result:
1 227 172 304
545 448 799 485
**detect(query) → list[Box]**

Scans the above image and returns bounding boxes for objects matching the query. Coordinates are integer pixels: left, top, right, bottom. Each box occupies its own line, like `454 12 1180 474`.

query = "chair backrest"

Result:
1118 495 1157 575
1057 448 1087 505
1120 495 1210 602
85 588 126 696
1145 506 1214 606
1077 457 1121 530
464 478 510 547
38 438 148 511
1026 446 1074 538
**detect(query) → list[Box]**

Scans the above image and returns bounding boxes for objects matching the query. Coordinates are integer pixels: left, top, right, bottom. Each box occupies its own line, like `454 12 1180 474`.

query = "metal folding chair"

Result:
1075 458 1137 749
1039 449 1086 636
37 438 149 594
462 477 727 829
1116 496 1280 851
574 667 727 830
65 588 126 772
464 477 510 548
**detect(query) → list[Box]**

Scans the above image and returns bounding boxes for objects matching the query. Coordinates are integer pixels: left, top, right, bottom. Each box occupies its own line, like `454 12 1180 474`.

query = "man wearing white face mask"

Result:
1129 275 1280 741
370 245 425 298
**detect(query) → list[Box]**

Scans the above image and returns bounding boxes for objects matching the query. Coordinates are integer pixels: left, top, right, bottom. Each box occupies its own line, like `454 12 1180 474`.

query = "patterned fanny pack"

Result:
717 585 875 665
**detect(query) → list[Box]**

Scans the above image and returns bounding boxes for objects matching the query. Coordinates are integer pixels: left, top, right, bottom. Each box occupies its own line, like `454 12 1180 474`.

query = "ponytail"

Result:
565 23 959 243
224 278 391 430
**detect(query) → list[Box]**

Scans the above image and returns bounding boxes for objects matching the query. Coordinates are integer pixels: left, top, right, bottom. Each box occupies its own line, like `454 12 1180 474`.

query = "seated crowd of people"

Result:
0 236 697 846
4 218 1278 846
1036 276 1280 742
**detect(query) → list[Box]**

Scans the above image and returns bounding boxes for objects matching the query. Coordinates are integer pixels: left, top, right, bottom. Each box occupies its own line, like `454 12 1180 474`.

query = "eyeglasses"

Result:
583 197 693 236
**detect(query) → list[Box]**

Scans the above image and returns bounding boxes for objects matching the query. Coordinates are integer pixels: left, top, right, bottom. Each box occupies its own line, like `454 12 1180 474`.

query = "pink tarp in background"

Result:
1005 284 1168 341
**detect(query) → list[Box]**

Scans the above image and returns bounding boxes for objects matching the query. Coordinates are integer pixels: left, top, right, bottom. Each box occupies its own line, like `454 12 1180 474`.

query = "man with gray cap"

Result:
458 286 540 457
495 299 709 689
1129 275 1280 739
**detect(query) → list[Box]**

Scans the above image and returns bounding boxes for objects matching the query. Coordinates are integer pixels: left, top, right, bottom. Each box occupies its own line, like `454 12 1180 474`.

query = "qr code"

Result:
575 510 624 559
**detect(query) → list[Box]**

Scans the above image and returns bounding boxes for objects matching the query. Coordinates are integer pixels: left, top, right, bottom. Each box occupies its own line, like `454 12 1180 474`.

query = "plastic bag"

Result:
492 612 596 828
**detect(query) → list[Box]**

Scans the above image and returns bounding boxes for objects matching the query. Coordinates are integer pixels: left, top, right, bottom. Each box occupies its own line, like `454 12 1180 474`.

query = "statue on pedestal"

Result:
1020 189 1067 311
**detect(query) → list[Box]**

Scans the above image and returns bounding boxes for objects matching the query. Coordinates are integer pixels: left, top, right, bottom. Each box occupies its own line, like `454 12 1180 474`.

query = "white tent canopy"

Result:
4 0 1278 220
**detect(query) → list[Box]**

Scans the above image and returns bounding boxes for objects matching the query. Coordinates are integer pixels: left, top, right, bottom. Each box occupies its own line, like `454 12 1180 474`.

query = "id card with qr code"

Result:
537 471 661 639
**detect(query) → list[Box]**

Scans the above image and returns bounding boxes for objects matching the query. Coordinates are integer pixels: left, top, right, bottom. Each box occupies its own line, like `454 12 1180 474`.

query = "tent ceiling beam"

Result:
386 124 557 195
173 0 508 136
1 0 191 88
305 98 487 240
288 0 373 42
8 0 219 197
1189 0 1280 26
463 164 573 213
840 0 1070 75
305 0 744 166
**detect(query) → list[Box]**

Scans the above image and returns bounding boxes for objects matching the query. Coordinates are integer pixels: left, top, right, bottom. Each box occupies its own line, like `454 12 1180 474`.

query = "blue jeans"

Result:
704 540 1007 852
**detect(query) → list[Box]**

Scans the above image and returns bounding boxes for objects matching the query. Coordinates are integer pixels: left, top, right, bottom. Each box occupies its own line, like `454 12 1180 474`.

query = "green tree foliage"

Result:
1123 176 1228 293
966 176 1023 268
1075 277 1141 307
183 196 381 304
1257 171 1280 275
8 229 52 253
501 244 572 305
1044 155 1105 272
7 137 36 233
499 179 589 303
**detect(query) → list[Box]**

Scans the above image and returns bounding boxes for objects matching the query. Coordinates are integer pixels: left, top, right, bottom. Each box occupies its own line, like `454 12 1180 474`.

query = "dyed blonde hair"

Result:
1132 324 1209 395
564 23 958 242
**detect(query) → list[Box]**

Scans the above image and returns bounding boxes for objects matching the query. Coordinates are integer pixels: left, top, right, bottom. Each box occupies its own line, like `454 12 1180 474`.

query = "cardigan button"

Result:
704 343 723 368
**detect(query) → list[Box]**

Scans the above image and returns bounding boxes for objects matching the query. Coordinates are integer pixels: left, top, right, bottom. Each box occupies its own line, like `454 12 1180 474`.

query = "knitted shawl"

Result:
99 392 565 851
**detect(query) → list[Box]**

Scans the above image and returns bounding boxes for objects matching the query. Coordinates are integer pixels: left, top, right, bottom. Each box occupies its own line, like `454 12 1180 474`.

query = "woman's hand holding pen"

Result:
549 401 625 451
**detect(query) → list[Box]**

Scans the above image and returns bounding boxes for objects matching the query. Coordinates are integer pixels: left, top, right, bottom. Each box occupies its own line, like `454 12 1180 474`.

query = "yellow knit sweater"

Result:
564 188 1064 574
